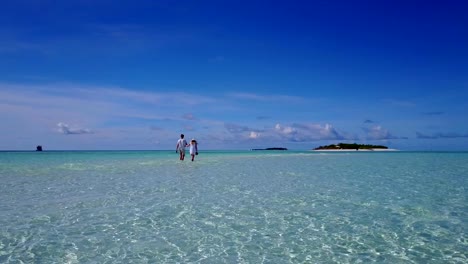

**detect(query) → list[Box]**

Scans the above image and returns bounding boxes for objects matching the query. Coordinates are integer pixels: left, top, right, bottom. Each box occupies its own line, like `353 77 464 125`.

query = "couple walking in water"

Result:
176 134 198 161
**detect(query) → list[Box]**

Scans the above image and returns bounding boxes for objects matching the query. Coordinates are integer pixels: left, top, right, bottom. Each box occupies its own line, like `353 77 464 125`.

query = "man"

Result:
175 134 188 160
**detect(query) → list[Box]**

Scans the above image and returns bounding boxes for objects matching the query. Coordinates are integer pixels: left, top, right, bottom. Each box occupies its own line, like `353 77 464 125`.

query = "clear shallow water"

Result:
0 151 466 263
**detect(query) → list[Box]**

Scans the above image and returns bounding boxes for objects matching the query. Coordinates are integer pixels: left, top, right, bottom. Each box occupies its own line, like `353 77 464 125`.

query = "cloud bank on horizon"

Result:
0 1 467 150
0 82 466 150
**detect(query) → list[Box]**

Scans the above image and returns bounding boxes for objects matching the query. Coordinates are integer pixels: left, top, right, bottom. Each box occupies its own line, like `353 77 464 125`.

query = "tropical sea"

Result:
0 150 466 263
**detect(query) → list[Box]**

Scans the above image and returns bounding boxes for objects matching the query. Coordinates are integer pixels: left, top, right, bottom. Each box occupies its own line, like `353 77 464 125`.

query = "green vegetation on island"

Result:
251 147 288 151
314 143 388 150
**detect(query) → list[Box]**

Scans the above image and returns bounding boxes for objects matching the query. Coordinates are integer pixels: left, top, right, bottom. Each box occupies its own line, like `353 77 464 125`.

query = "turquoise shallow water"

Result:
0 151 467 263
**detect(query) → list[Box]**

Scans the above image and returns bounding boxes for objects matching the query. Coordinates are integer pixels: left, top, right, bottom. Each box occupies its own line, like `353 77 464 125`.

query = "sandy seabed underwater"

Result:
0 150 467 263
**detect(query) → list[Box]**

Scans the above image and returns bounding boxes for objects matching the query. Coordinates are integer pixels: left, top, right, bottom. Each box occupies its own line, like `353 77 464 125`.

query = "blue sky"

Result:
1 0 467 150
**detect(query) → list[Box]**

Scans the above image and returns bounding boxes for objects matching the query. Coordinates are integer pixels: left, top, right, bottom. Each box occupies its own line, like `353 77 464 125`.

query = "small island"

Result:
313 143 393 151
251 147 288 151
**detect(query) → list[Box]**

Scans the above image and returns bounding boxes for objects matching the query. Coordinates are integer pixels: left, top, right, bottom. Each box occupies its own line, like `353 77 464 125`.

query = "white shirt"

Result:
177 139 187 151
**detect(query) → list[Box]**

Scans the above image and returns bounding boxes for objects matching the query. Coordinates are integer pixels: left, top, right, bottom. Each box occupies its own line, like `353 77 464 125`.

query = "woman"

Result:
189 139 198 161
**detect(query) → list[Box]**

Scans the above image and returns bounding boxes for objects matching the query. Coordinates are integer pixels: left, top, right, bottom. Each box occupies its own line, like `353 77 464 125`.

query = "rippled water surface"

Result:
0 151 467 263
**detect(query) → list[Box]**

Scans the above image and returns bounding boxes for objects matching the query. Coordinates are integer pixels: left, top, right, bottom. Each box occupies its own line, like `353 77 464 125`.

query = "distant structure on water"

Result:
36 145 43 151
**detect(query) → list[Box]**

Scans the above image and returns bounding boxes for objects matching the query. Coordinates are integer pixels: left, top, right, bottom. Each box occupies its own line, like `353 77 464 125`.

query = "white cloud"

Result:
0 83 224 128
364 125 398 140
416 131 468 139
57 123 93 135
275 123 297 135
222 122 349 144
249 131 260 139
275 123 347 141
254 123 348 142
225 123 251 133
